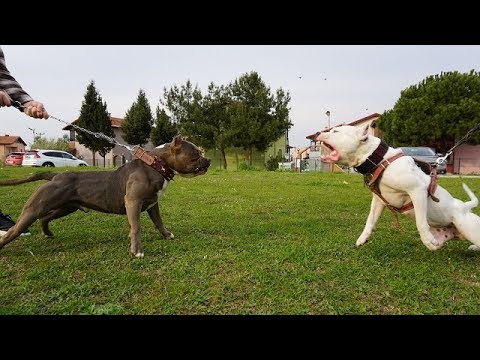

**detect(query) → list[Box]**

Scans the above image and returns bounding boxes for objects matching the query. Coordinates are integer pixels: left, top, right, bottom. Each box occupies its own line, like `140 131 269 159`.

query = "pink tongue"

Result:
321 150 339 163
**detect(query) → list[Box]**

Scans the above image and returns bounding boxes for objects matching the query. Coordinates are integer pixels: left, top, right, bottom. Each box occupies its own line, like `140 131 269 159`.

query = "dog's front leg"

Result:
147 203 174 240
409 188 441 251
356 195 385 246
125 196 144 258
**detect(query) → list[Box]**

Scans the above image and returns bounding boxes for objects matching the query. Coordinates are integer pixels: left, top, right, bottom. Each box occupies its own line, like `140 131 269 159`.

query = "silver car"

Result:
22 150 88 167
400 147 447 174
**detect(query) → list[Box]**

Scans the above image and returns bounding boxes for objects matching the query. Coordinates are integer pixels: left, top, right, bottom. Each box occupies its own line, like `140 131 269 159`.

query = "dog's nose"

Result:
206 158 211 166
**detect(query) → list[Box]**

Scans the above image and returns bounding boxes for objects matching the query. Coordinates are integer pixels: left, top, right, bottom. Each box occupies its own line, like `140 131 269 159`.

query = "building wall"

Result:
453 144 480 174
204 132 289 170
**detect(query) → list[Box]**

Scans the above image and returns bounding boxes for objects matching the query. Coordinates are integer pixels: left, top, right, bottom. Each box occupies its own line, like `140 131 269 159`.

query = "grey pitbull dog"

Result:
317 124 480 251
0 135 210 257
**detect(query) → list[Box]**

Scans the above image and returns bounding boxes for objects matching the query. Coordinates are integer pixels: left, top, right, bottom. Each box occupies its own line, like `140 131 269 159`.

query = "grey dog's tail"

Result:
0 172 57 186
462 183 478 211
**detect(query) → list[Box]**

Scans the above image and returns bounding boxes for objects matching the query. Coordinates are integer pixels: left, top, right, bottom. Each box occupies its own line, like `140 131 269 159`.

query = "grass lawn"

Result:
1 166 480 314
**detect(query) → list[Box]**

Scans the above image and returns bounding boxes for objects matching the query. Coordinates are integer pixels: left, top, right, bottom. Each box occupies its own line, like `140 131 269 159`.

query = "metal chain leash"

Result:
437 122 480 165
11 100 138 154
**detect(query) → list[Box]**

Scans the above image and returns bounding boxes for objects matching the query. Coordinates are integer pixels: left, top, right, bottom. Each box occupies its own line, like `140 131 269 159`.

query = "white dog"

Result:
317 124 480 251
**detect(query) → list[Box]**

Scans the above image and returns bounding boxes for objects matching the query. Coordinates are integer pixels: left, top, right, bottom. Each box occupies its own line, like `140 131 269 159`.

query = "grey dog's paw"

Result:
468 245 480 251
163 231 174 240
135 252 144 258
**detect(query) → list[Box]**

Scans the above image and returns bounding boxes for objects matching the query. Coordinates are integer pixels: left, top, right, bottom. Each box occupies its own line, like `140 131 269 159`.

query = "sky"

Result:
1 45 480 148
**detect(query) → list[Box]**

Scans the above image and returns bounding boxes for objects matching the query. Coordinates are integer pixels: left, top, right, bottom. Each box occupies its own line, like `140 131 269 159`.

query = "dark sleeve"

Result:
0 46 34 104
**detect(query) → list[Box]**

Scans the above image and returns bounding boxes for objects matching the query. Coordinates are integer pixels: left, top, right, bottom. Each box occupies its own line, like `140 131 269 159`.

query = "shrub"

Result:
265 154 285 171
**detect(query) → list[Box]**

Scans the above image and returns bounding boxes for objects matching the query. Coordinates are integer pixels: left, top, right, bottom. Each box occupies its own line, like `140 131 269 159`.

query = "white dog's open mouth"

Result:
320 141 340 163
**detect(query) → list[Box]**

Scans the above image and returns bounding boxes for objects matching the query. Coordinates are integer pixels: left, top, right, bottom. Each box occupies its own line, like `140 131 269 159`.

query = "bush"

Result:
238 161 259 171
265 154 285 171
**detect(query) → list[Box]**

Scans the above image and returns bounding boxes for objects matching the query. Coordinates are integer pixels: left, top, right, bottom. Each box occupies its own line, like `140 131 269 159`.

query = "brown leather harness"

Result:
354 140 439 226
133 147 175 181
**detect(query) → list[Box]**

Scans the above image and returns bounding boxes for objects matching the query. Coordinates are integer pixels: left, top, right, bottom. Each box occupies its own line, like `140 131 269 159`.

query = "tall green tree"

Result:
76 80 115 167
150 106 178 146
198 83 233 169
378 70 480 153
162 81 235 169
229 71 292 165
122 89 153 146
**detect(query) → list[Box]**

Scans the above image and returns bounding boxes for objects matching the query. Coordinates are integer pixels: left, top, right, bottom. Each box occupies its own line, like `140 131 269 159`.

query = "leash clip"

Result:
11 100 24 112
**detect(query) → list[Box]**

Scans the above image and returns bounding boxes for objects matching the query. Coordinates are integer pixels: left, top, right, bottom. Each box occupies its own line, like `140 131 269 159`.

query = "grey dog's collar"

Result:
354 140 389 175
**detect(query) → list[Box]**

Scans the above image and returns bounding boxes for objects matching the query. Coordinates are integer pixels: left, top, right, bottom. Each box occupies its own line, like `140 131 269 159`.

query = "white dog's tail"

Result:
462 183 478 211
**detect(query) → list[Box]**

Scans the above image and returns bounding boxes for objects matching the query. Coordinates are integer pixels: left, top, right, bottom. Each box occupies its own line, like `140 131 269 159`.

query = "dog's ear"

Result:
171 135 183 152
359 124 369 142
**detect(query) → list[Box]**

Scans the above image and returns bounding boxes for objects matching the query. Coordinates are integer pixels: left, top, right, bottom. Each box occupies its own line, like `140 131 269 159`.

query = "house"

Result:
303 113 382 172
0 135 27 163
62 117 155 167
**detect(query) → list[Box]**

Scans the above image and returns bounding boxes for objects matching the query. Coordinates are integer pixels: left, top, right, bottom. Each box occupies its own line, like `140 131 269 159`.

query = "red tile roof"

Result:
306 112 381 140
0 135 27 146
62 117 124 130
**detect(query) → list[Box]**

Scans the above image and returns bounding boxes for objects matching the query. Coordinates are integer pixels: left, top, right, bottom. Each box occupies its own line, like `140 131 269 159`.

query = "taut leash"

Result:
11 99 138 155
436 122 480 166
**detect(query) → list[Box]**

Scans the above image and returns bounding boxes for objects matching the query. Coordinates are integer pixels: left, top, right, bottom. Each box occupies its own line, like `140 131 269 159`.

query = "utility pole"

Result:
325 111 332 172
28 127 44 145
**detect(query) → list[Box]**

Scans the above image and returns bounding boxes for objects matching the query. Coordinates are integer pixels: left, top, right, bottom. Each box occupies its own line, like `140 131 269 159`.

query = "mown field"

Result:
1 166 480 314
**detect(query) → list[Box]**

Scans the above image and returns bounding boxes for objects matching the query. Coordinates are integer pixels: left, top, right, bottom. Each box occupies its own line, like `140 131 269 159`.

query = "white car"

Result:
22 150 88 167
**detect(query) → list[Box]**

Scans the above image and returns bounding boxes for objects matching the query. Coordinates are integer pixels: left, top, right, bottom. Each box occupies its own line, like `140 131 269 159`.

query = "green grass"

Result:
1 166 480 314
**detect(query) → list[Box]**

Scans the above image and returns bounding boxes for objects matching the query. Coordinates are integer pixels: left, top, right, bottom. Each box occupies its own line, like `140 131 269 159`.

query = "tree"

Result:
162 81 236 169
76 80 115 167
229 71 292 165
31 135 70 151
150 106 178 146
198 83 234 169
378 70 480 153
122 89 153 146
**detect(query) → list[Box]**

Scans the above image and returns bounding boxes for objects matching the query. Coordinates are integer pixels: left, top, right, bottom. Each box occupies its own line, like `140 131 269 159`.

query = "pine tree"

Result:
228 71 292 165
76 80 115 166
122 89 153 146
150 106 178 146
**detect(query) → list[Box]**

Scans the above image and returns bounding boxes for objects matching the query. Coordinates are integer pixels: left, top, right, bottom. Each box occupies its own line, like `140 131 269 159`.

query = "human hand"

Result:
23 100 49 119
0 90 12 107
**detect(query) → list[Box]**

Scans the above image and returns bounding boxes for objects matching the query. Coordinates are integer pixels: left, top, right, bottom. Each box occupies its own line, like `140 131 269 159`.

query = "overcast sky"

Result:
1 45 480 148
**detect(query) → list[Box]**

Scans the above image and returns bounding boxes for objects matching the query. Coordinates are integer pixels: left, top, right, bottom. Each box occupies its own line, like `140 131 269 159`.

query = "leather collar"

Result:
134 147 175 181
151 157 175 181
354 140 389 175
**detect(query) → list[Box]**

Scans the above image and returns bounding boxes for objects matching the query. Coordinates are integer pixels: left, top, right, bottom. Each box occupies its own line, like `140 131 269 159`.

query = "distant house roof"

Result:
62 117 124 131
0 135 27 146
305 112 382 140
348 113 381 127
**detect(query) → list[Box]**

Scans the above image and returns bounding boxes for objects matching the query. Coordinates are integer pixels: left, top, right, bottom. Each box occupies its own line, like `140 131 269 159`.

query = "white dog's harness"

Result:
355 140 439 225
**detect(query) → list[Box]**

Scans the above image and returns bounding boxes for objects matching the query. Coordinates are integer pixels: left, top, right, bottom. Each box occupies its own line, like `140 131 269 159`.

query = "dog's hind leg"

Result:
356 195 385 246
39 206 79 237
451 212 480 251
0 206 42 249
147 203 174 240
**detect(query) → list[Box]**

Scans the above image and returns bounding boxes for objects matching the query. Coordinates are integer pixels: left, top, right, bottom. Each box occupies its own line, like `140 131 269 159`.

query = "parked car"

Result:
22 150 88 167
4 152 25 166
400 146 447 174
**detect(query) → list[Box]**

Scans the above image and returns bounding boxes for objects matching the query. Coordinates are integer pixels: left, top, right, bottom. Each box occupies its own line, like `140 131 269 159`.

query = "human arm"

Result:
0 47 49 119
